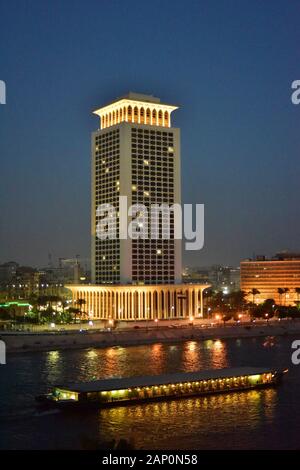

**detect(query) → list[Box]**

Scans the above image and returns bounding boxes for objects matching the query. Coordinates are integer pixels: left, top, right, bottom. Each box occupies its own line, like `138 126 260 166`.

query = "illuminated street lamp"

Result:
265 313 269 323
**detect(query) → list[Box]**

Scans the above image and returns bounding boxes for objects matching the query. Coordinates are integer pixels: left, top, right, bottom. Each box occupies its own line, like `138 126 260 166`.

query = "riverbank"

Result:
2 320 300 353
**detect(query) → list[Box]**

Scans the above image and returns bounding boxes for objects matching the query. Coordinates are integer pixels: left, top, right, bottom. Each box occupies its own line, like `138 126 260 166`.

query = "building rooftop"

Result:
242 253 300 262
92 92 179 129
110 92 161 105
56 367 276 393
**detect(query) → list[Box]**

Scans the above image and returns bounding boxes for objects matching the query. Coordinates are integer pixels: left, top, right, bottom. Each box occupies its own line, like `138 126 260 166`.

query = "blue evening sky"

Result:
0 0 299 268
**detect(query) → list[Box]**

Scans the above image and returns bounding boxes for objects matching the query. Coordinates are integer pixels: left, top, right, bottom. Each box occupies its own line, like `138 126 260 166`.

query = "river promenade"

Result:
2 319 300 353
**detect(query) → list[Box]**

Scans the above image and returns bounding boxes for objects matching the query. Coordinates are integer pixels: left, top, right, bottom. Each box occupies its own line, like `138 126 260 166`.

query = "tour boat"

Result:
36 366 287 409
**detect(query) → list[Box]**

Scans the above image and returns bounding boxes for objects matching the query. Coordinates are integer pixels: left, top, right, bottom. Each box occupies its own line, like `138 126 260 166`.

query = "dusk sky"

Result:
0 0 299 269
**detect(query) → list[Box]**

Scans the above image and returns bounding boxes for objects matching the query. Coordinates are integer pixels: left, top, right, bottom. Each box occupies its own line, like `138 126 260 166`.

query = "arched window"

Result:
146 108 151 124
153 291 158 316
140 107 145 124
133 106 139 123
112 111 115 125
161 291 164 318
164 111 169 127
128 106 132 122
109 112 112 126
123 106 127 121
152 109 157 125
116 109 119 123
120 108 123 121
158 110 163 126
105 114 108 128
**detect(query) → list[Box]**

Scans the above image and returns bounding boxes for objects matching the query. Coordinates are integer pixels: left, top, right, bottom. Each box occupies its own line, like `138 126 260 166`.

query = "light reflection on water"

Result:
0 336 298 449
97 388 277 450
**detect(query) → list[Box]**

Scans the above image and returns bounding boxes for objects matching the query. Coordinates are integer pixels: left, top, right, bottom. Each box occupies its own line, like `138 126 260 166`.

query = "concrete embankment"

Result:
2 322 300 353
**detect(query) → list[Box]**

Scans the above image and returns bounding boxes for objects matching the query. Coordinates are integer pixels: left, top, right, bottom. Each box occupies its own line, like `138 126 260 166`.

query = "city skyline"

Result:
2 1 300 455
1 0 300 269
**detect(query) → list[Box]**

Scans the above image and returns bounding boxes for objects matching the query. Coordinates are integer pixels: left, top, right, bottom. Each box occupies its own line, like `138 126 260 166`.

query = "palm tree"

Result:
283 288 289 306
249 288 260 305
68 307 81 322
295 288 300 304
228 290 247 311
75 298 86 320
277 288 285 305
35 295 48 323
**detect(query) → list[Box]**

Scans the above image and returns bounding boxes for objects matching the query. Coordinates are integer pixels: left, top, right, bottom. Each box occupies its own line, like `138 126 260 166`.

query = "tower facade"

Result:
91 93 182 285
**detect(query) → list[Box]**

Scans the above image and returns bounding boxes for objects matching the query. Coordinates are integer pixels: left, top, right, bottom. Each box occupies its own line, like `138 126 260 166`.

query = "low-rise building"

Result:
240 253 300 305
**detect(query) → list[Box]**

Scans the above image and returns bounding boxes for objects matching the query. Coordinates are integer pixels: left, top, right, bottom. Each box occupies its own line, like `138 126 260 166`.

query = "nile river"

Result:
1 335 300 449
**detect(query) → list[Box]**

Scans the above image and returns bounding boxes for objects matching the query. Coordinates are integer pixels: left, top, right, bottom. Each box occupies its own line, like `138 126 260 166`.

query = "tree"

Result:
0 307 12 320
249 288 260 305
277 288 285 305
68 307 81 322
75 298 87 320
283 288 289 306
227 290 247 312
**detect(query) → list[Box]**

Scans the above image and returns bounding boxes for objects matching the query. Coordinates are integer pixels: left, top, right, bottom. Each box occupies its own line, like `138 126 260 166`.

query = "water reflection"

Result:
148 344 164 374
97 388 277 450
1 336 292 449
46 350 60 364
44 350 62 384
182 341 201 369
211 339 228 368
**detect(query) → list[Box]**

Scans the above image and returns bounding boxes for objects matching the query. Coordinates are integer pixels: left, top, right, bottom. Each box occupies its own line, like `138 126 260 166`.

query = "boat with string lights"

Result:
36 366 288 409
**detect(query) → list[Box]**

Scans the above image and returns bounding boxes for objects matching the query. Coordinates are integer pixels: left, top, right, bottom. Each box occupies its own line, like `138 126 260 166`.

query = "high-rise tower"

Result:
91 92 182 285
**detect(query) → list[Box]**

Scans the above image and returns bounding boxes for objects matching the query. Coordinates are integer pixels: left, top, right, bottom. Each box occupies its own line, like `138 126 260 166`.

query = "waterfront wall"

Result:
2 322 300 353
